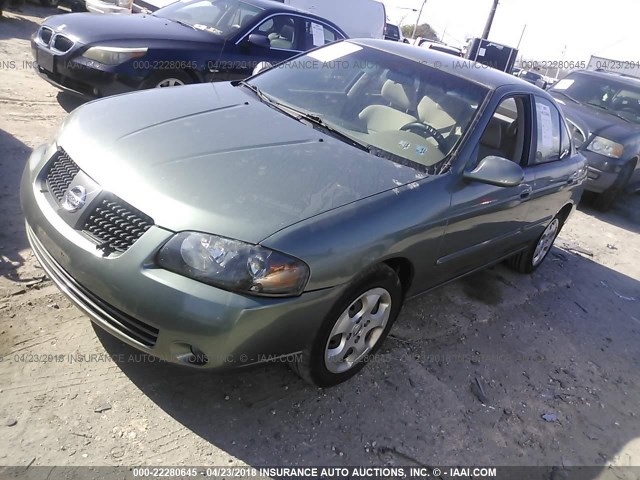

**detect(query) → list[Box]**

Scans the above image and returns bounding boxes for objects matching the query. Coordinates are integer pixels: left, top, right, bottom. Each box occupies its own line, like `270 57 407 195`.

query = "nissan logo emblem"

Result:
62 185 87 212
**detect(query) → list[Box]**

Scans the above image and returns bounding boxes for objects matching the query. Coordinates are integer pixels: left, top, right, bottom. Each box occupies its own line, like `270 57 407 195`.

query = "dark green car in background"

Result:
21 40 586 387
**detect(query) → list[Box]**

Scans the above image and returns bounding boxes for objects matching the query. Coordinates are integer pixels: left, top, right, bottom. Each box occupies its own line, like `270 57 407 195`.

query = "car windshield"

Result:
248 42 488 172
550 72 640 124
154 0 263 38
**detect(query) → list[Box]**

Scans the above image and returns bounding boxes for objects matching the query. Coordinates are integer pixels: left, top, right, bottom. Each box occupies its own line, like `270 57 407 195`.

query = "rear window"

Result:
385 24 400 40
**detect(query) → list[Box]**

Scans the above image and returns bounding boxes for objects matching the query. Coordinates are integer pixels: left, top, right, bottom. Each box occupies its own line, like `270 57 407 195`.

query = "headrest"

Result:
481 119 502 149
280 24 294 41
381 79 415 111
421 92 471 121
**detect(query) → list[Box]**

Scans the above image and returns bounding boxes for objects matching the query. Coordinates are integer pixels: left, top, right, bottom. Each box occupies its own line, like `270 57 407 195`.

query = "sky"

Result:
382 0 640 62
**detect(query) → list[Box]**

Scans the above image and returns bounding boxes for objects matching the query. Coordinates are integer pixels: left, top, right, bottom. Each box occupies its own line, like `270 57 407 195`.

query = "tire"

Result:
593 161 635 212
40 0 59 6
507 213 564 274
141 70 193 90
289 264 403 387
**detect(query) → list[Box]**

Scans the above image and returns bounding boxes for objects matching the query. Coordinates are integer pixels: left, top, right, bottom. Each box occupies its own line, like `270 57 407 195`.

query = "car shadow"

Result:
0 10 42 41
96 244 640 474
0 4 56 41
578 192 640 234
0 129 33 282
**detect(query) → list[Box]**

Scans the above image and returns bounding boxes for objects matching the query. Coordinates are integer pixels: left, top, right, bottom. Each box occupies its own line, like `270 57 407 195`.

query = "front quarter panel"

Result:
260 174 452 296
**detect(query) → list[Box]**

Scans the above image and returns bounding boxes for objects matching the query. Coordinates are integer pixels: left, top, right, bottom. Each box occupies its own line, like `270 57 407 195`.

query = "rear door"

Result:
525 96 580 236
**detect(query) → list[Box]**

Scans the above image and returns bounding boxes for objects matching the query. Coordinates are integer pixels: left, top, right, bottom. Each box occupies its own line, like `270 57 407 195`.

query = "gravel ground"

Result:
1 5 640 477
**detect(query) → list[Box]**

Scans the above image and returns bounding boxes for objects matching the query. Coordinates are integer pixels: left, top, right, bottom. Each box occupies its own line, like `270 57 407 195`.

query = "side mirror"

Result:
247 33 270 49
463 155 524 187
252 61 273 76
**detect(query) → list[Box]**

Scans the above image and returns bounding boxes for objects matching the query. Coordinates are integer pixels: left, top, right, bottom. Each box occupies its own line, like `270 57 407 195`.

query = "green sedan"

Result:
21 40 587 386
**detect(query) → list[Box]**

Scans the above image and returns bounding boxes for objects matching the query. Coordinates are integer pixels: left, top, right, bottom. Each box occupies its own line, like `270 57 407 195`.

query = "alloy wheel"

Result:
156 78 185 88
532 218 559 266
324 287 392 374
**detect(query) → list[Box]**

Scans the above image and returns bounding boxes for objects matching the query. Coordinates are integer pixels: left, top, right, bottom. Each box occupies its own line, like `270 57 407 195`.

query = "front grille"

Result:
39 27 53 45
52 35 73 53
45 149 80 203
82 197 153 253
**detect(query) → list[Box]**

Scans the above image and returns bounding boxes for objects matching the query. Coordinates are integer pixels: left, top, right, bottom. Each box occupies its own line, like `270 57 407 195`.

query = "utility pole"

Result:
481 0 499 40
411 0 427 39
516 24 526 50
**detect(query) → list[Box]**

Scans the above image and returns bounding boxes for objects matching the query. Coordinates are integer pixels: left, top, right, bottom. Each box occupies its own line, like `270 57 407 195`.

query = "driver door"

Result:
223 14 305 80
436 93 536 279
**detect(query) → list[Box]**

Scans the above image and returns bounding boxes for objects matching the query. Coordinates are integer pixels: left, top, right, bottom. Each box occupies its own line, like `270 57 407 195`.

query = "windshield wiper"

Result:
238 80 274 105
275 105 371 153
238 82 371 152
586 102 631 123
552 90 579 104
169 19 198 30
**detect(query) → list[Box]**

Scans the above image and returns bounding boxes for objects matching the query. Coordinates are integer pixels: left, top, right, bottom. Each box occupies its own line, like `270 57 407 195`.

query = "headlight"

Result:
115 0 132 7
82 46 147 65
156 232 310 297
586 136 624 159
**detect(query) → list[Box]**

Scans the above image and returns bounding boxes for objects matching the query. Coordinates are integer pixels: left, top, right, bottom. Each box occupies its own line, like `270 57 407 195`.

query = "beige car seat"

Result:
358 79 418 133
270 24 294 49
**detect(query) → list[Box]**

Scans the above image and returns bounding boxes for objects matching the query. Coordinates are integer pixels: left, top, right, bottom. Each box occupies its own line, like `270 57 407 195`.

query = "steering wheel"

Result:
400 122 447 150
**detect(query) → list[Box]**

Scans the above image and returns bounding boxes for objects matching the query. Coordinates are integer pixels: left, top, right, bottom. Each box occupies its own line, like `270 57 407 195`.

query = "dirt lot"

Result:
1 5 640 477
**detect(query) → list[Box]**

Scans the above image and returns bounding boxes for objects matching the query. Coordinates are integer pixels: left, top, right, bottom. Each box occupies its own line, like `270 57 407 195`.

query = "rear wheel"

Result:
141 70 192 90
593 161 635 211
507 214 563 274
289 264 403 387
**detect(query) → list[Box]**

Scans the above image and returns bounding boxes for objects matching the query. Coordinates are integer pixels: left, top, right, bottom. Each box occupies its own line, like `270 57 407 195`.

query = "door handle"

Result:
520 185 533 199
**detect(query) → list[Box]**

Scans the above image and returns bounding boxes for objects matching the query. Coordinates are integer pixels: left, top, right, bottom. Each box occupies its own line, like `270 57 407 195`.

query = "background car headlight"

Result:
586 136 624 159
82 46 147 65
156 232 310 297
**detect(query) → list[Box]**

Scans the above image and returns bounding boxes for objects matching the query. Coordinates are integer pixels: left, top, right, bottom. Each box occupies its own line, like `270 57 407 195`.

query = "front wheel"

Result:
141 70 193 90
289 264 403 387
507 214 563 274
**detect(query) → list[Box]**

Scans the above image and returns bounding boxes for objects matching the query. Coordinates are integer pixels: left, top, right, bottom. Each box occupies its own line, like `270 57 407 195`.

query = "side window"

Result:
534 97 562 164
253 15 301 51
474 95 530 167
304 20 343 49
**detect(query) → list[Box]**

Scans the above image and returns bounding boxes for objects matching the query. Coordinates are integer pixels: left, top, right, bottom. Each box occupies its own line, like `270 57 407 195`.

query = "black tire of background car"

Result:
507 213 565 274
141 70 193 90
593 160 636 212
39 0 59 6
289 263 403 388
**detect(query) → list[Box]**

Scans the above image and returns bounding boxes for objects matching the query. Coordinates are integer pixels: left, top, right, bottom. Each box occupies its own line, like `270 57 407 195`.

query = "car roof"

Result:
351 39 541 92
568 69 640 87
245 0 304 12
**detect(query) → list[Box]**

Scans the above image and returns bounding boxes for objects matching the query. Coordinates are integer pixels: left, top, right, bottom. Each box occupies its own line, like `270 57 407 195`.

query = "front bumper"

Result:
31 41 141 98
580 150 623 194
21 145 342 369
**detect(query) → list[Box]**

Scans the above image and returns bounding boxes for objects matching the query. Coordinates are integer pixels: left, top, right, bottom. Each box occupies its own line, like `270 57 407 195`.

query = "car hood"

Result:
552 94 640 142
41 12 219 45
57 83 426 244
